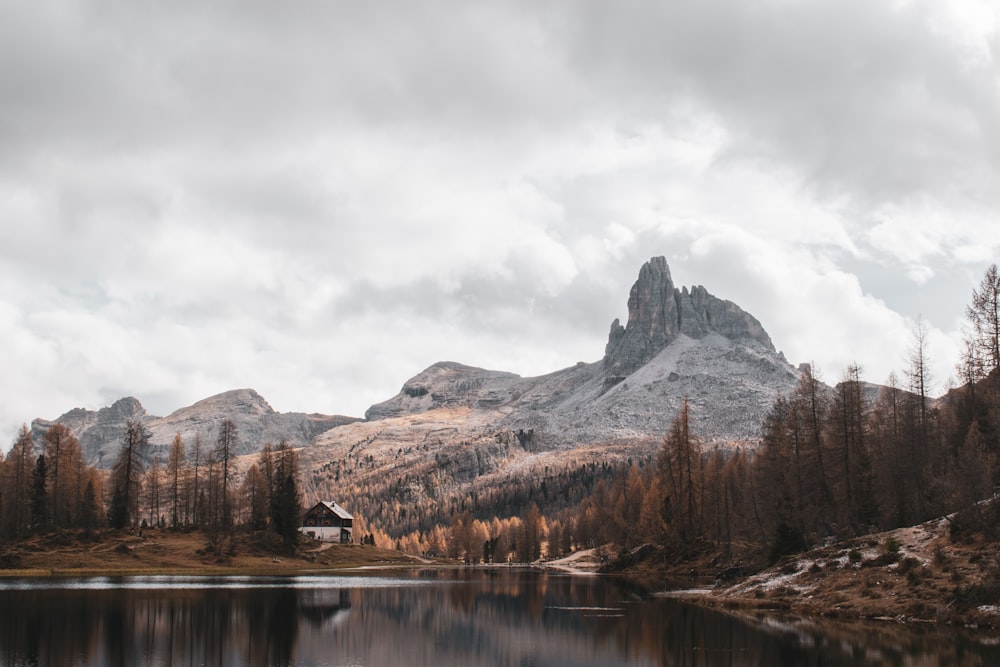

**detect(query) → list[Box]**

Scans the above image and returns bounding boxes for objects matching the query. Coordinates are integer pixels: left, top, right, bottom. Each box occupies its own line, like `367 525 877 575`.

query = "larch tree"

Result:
257 443 276 521
869 372 911 526
828 364 876 533
42 423 81 529
215 419 238 530
658 399 702 547
189 433 204 527
109 419 148 530
145 458 162 528
756 397 804 551
6 425 35 536
519 503 544 562
166 433 185 528
793 365 833 529
242 463 268 531
905 318 933 521
966 263 1000 373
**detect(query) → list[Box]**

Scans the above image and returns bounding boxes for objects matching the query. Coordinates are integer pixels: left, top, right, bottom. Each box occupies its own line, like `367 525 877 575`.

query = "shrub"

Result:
933 545 947 568
768 523 807 564
862 552 899 568
953 568 1000 609
848 549 862 565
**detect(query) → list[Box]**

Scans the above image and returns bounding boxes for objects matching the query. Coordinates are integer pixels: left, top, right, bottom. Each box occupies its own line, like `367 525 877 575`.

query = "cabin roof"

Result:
309 501 353 520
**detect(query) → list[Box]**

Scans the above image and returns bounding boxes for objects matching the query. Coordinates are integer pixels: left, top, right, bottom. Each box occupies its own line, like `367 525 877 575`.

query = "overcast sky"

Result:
2 0 999 439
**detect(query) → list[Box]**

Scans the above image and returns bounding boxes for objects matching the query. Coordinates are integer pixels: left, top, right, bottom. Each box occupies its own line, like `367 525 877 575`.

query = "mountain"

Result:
294 257 802 535
33 256 800 521
31 389 358 469
364 256 799 446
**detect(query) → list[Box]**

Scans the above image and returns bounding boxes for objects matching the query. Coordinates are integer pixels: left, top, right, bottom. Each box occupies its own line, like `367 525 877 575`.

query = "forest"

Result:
0 417 304 551
379 264 1000 565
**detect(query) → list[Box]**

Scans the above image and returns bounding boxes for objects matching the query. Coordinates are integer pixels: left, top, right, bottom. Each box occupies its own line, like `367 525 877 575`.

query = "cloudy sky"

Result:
2 0 999 439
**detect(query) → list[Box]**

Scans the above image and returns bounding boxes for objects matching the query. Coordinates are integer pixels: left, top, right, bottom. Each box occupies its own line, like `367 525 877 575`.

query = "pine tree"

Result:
31 455 48 532
271 473 301 547
81 479 99 532
270 443 301 547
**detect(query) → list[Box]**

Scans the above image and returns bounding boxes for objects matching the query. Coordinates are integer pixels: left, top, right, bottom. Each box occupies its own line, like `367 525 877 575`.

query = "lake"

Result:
0 568 995 666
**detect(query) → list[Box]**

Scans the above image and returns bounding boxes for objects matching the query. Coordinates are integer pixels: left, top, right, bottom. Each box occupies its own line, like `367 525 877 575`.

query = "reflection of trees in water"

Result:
298 572 1000 667
0 588 104 664
3 575 1000 666
0 585 302 666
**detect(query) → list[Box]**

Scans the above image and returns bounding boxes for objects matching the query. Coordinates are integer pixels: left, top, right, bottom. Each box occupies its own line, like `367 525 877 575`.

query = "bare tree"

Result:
827 364 876 533
215 419 238 530
904 318 934 520
109 419 148 530
167 433 185 528
658 399 702 546
966 264 1000 373
145 458 163 528
5 425 35 536
43 423 82 529
189 433 204 527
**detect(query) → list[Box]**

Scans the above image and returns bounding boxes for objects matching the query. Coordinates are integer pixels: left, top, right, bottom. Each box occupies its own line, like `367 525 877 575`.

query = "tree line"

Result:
0 417 303 550
381 264 1000 564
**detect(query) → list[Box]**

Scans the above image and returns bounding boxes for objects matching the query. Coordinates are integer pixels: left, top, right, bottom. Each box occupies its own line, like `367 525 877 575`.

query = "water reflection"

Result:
0 569 996 666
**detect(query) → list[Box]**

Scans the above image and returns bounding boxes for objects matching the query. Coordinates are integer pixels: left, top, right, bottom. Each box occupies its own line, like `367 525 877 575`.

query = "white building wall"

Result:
300 525 352 542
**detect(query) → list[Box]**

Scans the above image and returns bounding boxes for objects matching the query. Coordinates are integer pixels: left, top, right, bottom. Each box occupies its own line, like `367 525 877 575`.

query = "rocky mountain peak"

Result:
97 397 147 423
185 388 275 417
603 257 775 387
365 362 522 420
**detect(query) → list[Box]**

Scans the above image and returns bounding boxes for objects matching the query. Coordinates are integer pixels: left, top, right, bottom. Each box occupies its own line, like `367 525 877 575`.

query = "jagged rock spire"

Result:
603 257 774 387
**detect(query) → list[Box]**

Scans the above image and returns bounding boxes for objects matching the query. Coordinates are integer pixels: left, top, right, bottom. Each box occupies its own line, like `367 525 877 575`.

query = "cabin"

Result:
300 501 354 543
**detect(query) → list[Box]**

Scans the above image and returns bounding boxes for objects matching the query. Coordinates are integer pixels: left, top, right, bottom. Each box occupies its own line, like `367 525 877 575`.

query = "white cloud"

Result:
1 0 998 441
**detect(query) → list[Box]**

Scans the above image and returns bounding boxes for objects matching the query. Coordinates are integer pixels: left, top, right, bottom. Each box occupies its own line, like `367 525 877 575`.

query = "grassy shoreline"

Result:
0 528 431 579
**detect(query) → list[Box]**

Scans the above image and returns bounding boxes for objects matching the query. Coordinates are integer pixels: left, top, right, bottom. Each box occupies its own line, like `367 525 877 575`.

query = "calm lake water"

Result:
0 569 996 666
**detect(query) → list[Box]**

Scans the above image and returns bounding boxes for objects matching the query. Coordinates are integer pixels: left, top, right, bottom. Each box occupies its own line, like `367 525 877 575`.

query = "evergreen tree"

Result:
31 455 48 532
270 443 301 547
81 479 99 532
271 473 301 547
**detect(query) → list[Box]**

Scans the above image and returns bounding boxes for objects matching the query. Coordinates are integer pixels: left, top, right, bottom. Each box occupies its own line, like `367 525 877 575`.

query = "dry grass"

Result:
695 518 1000 628
0 528 426 577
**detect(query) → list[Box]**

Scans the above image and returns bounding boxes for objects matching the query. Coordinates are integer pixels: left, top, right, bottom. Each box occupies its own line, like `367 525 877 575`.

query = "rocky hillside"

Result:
34 257 800 492
299 257 802 535
31 389 358 469
366 256 799 447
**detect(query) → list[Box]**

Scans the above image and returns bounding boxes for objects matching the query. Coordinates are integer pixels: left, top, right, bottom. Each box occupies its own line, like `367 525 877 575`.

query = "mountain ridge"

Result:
32 257 800 469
